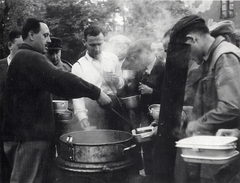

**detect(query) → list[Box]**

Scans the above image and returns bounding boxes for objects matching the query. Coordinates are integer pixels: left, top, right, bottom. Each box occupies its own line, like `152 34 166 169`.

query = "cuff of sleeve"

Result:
116 77 124 89
74 111 88 122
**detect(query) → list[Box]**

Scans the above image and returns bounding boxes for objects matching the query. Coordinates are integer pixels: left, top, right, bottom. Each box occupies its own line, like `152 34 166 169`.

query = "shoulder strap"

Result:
209 42 240 71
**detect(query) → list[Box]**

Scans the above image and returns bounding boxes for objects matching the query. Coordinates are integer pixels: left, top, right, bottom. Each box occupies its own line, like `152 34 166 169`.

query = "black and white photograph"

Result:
0 0 240 182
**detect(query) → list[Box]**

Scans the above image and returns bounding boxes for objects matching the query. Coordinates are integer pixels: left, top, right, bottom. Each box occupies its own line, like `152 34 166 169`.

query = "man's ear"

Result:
29 30 35 41
185 34 196 44
7 42 12 50
82 38 86 46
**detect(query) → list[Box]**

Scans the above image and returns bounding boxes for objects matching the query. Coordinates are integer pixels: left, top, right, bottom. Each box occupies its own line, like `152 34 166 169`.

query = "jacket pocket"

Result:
201 75 217 113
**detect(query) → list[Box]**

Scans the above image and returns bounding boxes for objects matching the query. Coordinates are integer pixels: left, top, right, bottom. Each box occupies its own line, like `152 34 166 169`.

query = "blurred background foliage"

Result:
0 0 191 63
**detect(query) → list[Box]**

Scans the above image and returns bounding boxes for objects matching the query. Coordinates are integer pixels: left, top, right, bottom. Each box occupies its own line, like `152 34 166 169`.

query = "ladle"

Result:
111 108 139 134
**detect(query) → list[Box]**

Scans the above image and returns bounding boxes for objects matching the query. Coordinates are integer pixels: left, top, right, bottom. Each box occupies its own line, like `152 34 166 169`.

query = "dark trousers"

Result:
142 140 154 175
4 141 53 183
0 141 11 183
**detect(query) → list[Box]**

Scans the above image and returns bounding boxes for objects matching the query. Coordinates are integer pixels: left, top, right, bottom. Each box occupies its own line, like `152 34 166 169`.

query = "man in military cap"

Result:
46 37 72 72
170 14 240 182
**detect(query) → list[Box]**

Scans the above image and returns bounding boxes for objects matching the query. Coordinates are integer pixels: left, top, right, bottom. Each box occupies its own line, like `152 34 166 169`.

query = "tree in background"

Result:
123 0 191 41
0 0 46 58
45 0 120 63
0 0 191 63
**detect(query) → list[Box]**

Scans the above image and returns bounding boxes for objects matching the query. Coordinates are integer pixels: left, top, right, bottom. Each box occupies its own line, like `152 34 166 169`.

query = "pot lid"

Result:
176 135 237 149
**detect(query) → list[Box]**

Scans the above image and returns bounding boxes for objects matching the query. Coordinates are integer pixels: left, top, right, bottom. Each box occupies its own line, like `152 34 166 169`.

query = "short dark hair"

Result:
8 30 22 43
22 18 46 40
83 24 105 40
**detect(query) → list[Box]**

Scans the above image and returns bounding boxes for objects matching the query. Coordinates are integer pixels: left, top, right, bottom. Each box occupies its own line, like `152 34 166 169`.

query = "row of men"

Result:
0 18 167 182
1 14 240 183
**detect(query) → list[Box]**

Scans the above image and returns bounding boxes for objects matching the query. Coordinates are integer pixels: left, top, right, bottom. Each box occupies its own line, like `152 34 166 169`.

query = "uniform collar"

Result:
203 36 225 62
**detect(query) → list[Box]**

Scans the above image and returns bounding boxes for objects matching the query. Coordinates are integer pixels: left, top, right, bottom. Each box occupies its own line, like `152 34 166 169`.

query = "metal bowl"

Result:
121 95 140 109
52 100 68 111
54 111 72 120
148 104 160 120
132 126 158 143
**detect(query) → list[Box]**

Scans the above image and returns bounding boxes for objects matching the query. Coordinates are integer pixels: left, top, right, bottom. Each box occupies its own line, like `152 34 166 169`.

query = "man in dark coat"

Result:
46 37 72 72
122 38 165 176
2 18 111 183
0 30 23 183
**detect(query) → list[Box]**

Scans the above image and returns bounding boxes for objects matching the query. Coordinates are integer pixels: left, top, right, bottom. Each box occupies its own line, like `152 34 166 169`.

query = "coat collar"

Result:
203 36 225 62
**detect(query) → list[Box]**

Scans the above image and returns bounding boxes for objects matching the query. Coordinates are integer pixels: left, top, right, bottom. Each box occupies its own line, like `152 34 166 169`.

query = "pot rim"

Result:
52 100 68 103
60 129 133 146
54 110 72 114
148 104 160 111
121 95 139 100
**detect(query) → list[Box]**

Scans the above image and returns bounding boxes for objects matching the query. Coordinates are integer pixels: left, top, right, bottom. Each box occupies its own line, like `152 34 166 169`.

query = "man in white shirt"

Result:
71 24 124 129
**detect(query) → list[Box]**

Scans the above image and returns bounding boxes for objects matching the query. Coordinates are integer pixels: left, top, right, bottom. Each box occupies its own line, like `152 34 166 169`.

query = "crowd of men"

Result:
1 14 240 183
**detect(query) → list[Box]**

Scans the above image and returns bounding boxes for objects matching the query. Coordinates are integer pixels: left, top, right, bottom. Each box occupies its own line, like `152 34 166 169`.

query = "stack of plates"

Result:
176 136 239 164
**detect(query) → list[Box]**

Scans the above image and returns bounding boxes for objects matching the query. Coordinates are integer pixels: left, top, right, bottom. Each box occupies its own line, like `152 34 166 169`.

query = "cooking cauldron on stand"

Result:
53 130 138 183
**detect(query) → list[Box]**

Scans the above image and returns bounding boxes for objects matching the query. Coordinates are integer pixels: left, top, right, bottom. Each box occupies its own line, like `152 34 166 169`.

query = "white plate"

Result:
181 151 239 164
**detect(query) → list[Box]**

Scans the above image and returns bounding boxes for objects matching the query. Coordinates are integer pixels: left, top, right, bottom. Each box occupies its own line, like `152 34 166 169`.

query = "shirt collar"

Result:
145 57 156 74
85 51 94 62
7 55 11 65
85 51 101 62
203 36 225 62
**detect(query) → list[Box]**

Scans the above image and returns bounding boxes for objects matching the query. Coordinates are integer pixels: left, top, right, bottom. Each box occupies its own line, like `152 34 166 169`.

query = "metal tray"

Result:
181 151 239 164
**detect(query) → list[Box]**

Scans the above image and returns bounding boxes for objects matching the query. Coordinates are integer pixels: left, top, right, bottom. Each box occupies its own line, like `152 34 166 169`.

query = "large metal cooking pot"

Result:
59 130 134 163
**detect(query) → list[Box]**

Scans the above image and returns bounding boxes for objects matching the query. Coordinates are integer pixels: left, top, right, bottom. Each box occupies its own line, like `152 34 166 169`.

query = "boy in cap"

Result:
209 20 237 45
171 14 240 181
46 37 72 72
170 14 240 135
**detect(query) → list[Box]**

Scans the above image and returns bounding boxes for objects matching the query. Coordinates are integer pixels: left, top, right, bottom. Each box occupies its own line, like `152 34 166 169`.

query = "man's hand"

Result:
216 128 240 138
186 120 213 137
104 71 120 86
80 118 90 129
97 91 112 108
138 82 153 94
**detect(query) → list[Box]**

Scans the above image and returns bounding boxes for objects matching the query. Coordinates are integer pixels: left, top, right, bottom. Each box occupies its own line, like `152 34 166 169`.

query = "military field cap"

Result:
171 14 206 41
48 37 62 50
209 20 235 37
